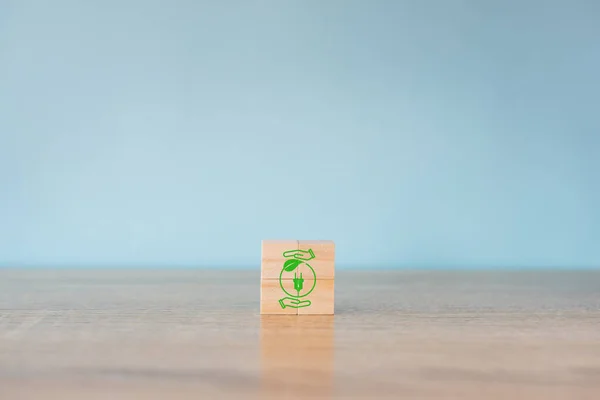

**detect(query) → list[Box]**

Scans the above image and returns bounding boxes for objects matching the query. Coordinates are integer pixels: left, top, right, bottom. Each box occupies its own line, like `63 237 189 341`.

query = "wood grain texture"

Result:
261 240 297 280
260 279 297 315
297 278 334 315
1 268 600 399
298 240 335 279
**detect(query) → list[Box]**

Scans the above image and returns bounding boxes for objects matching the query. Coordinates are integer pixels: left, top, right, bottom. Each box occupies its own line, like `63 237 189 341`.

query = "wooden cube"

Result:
260 240 335 315
261 239 298 280
298 240 335 280
297 279 334 315
260 279 297 315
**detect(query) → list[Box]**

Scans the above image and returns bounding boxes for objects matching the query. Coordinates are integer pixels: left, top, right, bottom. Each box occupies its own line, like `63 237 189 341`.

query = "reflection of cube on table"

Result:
260 240 335 315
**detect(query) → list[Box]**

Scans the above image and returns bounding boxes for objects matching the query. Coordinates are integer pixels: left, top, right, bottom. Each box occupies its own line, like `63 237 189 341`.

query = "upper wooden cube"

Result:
298 240 335 280
261 240 298 280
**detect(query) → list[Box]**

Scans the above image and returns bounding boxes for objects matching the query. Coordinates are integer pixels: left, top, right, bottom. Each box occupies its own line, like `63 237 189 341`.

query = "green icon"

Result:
278 248 316 309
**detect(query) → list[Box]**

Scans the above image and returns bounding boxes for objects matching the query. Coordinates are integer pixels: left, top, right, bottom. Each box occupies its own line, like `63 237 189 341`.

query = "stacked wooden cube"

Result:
260 240 335 315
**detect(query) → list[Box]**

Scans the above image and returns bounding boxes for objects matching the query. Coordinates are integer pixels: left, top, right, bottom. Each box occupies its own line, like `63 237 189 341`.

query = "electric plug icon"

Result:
293 272 304 292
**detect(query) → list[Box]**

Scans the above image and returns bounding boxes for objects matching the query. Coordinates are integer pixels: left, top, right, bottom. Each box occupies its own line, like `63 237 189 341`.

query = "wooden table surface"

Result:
0 268 599 399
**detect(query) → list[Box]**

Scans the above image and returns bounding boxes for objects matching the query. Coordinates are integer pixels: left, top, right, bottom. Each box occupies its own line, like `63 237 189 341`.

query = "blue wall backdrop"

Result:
1 0 599 268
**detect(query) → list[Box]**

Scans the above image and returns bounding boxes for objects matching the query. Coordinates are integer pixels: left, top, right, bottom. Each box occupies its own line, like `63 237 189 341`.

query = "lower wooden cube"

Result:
297 279 334 315
260 279 297 315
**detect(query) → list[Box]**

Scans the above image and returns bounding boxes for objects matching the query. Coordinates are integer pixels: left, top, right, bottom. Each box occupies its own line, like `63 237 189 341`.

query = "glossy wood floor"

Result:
1 269 599 399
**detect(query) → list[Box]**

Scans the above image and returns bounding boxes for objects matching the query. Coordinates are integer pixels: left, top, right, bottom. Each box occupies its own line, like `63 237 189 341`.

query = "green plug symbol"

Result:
293 272 304 294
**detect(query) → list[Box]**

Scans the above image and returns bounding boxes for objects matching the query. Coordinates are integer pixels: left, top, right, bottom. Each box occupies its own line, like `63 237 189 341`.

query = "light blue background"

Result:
1 0 599 268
